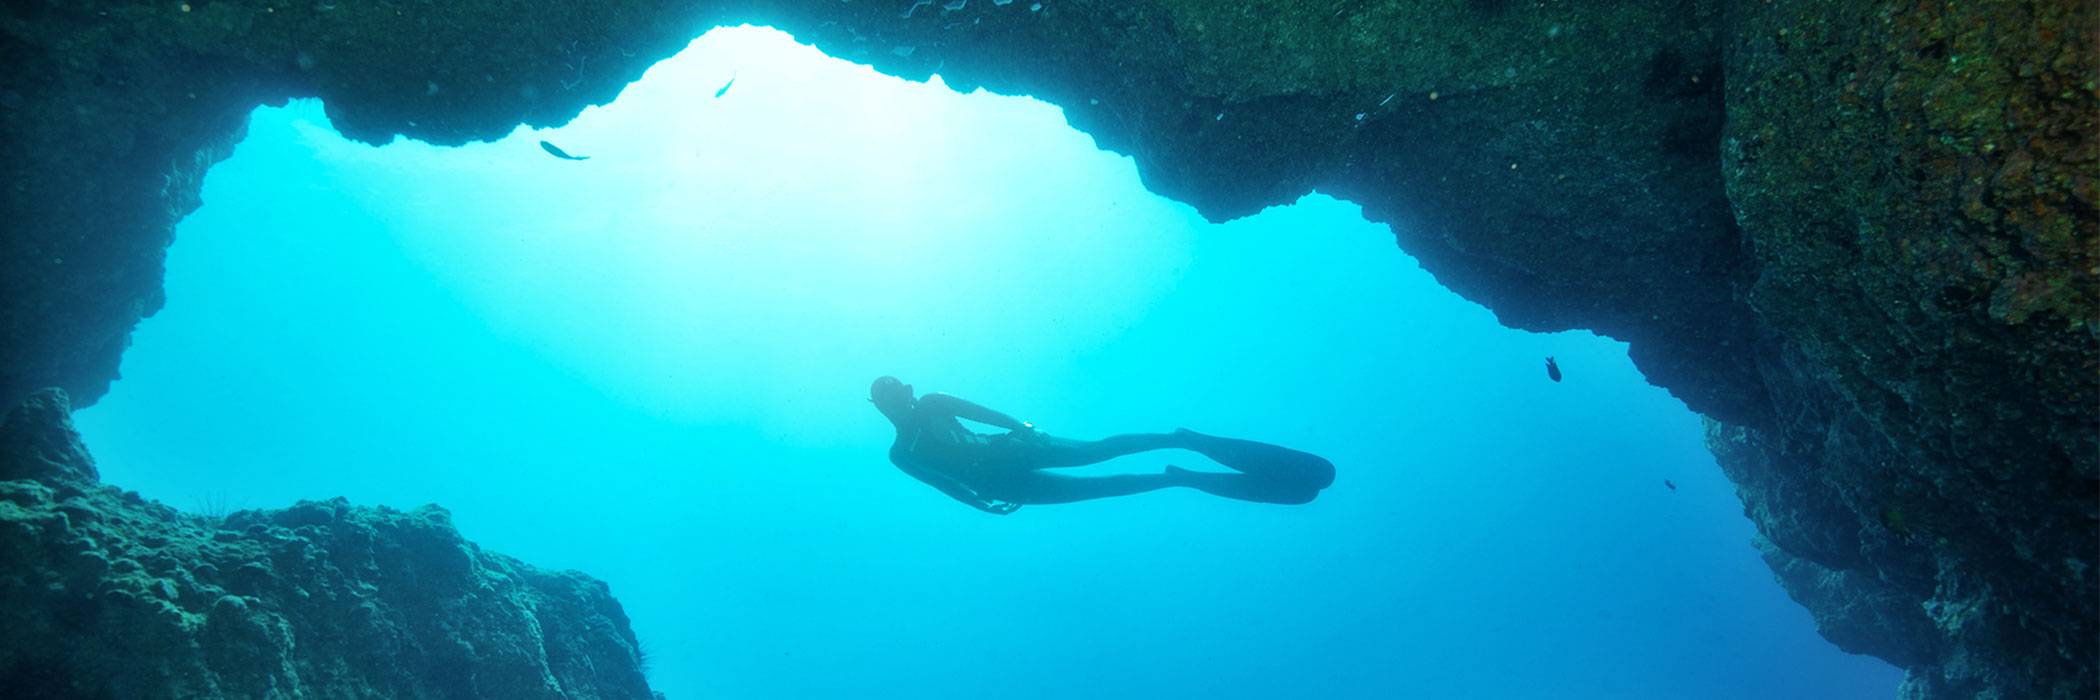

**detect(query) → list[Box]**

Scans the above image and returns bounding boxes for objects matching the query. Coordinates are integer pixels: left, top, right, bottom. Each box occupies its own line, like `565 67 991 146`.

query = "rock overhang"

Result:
0 0 2092 697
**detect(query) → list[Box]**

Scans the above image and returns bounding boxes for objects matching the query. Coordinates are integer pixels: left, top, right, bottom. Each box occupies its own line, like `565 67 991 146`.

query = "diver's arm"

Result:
916 393 1032 432
897 463 1020 515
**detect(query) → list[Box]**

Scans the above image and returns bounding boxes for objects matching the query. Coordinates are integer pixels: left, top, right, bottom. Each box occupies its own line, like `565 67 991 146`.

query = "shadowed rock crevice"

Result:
0 1 2092 697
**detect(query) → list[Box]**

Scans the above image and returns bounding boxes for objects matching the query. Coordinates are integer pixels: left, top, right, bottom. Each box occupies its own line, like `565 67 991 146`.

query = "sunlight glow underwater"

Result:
74 26 1903 699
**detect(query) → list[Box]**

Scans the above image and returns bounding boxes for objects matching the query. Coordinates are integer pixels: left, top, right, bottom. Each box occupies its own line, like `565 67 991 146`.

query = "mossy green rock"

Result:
0 390 656 698
1718 1 2096 696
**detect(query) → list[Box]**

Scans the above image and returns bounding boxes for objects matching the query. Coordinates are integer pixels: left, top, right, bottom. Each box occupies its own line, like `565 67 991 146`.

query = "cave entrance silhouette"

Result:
71 25 1902 699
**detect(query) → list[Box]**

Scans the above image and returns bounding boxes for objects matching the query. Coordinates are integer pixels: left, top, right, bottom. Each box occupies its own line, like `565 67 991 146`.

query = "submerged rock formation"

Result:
1717 4 2097 695
0 390 656 699
0 0 2091 697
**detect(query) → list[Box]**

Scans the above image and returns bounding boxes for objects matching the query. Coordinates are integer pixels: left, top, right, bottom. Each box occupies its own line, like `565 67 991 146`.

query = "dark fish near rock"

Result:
1545 356 1562 382
715 76 735 98
538 140 589 161
1664 479 1677 491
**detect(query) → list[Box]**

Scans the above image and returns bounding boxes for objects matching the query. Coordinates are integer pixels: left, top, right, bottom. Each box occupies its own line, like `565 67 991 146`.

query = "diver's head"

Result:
869 375 914 424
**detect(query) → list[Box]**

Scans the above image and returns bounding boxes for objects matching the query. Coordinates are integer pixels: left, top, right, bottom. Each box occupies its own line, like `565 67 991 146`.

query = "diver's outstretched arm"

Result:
916 393 1031 432
897 463 1020 515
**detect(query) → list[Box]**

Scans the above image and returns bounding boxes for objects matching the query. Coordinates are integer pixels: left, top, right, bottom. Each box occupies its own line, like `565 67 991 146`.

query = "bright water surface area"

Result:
76 26 1903 700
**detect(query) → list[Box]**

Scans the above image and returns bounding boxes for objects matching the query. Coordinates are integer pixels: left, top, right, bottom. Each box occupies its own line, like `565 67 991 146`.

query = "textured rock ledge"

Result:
0 1 2092 697
0 390 656 699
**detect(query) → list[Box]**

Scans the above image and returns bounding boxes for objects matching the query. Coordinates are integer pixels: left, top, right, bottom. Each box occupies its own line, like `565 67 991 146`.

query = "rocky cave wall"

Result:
0 0 2092 697
0 389 657 698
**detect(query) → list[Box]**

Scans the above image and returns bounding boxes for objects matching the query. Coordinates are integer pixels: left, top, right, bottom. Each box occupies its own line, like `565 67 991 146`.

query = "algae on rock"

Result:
0 389 656 699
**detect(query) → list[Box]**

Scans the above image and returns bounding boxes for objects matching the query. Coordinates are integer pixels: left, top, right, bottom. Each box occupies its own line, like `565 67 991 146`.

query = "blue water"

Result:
75 27 1901 699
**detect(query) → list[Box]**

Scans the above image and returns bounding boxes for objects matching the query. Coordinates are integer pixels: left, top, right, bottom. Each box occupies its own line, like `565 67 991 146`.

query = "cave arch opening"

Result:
71 25 1901 699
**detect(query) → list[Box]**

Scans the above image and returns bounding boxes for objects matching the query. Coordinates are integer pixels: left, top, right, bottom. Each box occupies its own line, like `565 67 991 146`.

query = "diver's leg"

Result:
1165 466 1320 505
983 471 1184 505
1026 432 1191 469
1174 429 1336 490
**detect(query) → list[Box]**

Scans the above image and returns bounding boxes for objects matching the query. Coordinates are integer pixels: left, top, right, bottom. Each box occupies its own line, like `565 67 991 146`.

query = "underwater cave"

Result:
0 2 2093 699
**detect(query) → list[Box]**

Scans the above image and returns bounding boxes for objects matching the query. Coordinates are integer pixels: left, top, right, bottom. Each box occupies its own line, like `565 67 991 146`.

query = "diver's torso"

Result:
892 415 994 478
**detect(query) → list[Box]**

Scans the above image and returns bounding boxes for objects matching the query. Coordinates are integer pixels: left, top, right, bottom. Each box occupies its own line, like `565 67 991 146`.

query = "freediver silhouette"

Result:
867 376 1335 514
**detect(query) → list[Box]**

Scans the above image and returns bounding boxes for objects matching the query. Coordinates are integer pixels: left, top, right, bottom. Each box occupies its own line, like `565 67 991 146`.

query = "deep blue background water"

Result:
75 27 1901 699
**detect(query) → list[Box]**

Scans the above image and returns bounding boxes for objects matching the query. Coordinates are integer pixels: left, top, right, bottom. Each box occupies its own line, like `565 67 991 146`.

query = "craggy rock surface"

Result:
1716 2 2096 696
0 390 656 699
0 0 2093 697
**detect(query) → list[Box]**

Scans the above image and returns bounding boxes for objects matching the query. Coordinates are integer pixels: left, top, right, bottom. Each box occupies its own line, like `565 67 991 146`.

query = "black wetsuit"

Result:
886 402 1332 512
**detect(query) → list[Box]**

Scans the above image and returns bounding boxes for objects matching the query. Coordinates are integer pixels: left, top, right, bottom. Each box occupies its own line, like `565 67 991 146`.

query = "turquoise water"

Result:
75 27 1901 699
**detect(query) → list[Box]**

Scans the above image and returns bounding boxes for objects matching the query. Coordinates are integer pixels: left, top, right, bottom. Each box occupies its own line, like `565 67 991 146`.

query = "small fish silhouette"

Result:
1664 479 1677 491
1545 356 1562 382
538 140 589 160
715 76 736 98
